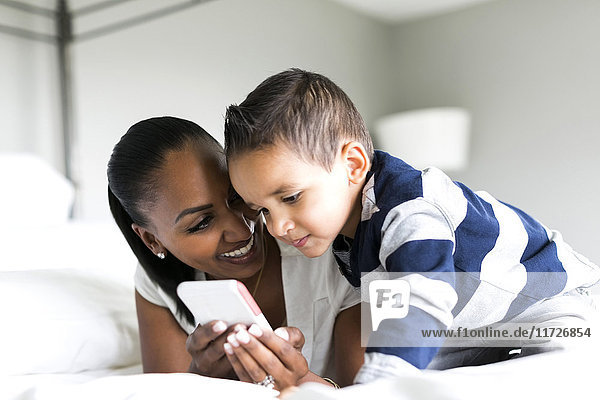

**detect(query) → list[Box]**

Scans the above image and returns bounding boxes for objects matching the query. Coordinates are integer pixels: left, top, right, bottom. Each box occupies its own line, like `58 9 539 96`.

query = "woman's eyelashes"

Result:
187 215 214 233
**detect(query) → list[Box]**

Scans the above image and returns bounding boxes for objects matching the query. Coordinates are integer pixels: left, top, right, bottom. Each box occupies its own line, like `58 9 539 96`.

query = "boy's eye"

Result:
282 192 301 204
187 216 214 233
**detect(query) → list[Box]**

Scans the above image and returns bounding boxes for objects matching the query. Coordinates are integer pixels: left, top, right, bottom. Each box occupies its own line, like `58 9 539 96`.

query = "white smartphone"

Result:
177 279 272 331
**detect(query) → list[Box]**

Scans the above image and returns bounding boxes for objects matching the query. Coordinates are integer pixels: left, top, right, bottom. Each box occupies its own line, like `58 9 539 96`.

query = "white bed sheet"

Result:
3 346 595 400
2 369 278 400
289 346 598 399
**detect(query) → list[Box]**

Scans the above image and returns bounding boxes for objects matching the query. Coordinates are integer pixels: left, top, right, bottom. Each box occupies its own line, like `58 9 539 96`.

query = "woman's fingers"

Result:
186 320 227 353
224 330 281 383
223 342 253 382
250 325 308 372
274 326 305 351
208 355 236 377
224 325 308 390
186 320 240 376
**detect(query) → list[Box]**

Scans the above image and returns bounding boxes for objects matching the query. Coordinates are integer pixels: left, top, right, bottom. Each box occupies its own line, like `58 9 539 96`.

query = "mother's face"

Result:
141 145 266 280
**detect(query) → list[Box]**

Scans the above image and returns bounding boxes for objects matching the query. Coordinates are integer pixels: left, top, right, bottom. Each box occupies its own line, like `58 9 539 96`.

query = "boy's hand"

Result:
223 324 309 391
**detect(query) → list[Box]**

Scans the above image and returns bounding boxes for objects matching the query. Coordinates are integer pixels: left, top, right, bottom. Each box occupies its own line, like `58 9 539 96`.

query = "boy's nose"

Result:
269 213 294 239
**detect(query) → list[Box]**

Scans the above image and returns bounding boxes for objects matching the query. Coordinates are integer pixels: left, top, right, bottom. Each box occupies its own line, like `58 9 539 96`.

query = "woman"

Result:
107 116 364 390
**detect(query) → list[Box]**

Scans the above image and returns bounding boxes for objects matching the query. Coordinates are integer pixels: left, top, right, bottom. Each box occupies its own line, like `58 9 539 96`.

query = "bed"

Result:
0 153 280 398
1 154 597 399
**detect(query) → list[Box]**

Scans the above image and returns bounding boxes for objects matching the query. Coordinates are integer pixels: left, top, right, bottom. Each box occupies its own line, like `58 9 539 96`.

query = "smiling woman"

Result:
106 117 364 390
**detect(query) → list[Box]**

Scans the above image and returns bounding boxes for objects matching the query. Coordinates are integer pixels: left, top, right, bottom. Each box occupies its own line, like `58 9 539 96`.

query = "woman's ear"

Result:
340 141 370 184
131 223 165 256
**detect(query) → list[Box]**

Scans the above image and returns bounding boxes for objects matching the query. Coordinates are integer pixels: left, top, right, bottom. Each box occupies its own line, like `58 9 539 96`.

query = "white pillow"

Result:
0 153 74 226
0 268 141 375
0 221 137 278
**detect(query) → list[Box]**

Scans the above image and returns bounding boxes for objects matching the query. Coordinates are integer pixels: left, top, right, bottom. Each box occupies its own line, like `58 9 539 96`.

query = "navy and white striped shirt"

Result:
333 150 599 369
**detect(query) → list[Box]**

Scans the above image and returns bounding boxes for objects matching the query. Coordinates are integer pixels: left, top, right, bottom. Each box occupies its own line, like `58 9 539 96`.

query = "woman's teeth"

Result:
221 235 254 258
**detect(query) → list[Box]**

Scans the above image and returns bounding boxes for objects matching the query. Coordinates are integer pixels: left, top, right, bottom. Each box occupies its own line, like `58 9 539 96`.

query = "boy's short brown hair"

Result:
224 68 374 171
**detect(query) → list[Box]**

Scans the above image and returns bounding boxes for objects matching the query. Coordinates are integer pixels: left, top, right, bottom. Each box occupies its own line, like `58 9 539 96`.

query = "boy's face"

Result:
229 143 359 258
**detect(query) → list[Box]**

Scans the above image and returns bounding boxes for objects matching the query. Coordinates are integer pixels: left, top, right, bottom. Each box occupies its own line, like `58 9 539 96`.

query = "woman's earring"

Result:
157 252 166 259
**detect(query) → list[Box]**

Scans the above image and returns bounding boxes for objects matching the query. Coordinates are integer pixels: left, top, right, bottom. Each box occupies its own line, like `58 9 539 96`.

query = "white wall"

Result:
0 7 62 170
390 0 600 263
3 0 598 265
72 0 394 221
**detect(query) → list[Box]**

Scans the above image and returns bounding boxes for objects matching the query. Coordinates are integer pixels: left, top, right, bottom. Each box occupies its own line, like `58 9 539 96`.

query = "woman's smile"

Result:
216 231 261 266
220 234 254 257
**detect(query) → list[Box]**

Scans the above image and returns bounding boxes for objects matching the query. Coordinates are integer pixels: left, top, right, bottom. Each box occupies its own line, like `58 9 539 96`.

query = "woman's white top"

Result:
134 239 360 377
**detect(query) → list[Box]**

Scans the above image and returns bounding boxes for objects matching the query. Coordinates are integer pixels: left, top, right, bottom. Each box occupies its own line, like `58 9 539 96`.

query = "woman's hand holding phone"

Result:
186 320 240 379
223 324 310 391
178 280 315 388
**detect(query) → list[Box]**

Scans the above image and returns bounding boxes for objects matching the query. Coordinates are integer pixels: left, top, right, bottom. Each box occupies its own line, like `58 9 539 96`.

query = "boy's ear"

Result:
340 141 370 184
131 223 165 256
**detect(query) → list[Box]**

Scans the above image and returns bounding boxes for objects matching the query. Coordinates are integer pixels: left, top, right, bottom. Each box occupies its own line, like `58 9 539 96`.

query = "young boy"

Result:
223 68 600 383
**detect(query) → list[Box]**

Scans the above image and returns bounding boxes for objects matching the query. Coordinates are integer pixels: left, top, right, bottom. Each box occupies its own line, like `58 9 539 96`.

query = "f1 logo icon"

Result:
368 280 410 330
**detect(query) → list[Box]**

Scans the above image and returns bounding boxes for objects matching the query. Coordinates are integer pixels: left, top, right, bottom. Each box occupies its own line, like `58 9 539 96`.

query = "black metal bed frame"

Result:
0 0 211 202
